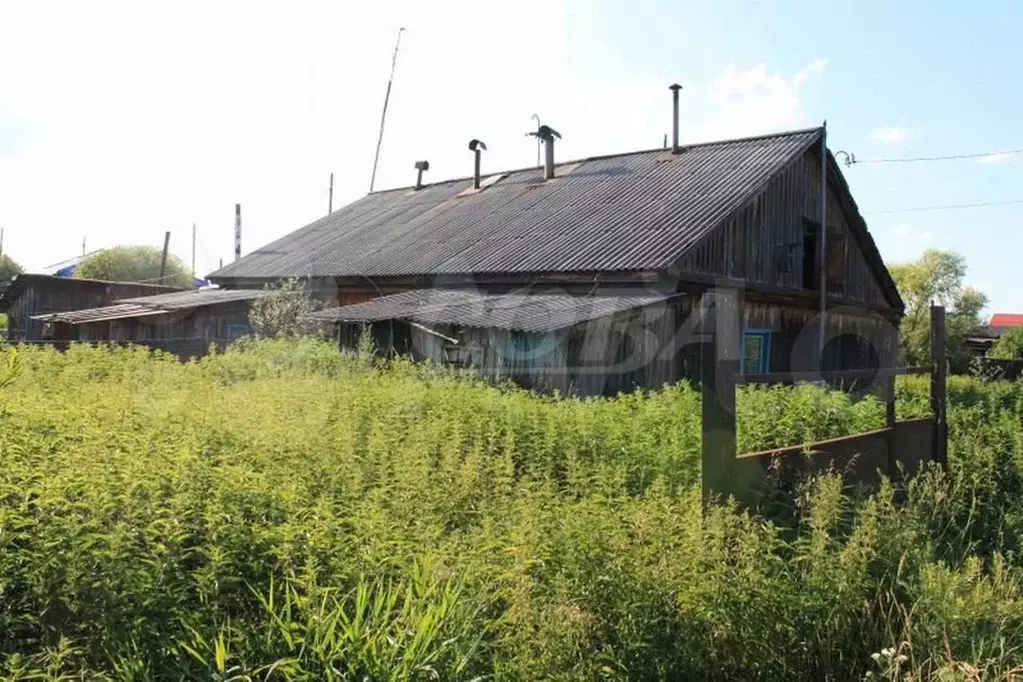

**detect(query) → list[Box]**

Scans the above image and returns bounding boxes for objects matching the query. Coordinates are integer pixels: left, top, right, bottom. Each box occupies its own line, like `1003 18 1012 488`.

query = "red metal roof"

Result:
991 313 1023 328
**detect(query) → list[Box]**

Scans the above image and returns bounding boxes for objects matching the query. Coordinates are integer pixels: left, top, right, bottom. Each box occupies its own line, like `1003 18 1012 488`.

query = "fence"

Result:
701 299 948 505
975 358 1023 381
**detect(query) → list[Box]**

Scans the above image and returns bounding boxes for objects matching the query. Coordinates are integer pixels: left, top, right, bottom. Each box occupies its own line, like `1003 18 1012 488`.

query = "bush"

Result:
247 279 322 339
75 245 193 288
1 342 1022 678
0 254 23 281
990 326 1023 361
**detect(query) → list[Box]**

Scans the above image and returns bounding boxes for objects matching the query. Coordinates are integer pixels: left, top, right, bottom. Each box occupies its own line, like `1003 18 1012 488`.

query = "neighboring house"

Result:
0 274 181 343
31 288 268 359
209 121 903 395
966 313 1023 357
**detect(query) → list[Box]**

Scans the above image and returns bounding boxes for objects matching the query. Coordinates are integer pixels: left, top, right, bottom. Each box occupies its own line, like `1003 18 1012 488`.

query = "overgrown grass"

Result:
1 340 1023 679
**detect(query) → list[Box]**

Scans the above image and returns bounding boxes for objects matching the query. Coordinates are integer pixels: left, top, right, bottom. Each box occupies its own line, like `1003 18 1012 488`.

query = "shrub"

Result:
1 342 1022 678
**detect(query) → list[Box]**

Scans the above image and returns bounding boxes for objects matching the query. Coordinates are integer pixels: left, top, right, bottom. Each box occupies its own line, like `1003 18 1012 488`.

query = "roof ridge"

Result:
10 273 183 289
367 126 824 195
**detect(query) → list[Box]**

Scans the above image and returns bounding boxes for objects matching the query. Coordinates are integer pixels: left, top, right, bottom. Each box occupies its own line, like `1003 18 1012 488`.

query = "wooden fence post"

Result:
930 305 947 467
884 372 897 478
701 289 740 506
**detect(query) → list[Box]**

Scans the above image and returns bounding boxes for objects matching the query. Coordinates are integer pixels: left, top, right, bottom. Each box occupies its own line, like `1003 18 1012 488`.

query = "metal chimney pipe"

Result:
413 160 430 190
669 83 682 153
528 125 561 180
468 139 487 189
544 137 555 180
234 204 241 262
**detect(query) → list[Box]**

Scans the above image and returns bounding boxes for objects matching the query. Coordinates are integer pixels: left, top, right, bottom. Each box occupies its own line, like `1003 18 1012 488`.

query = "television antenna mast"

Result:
369 28 406 193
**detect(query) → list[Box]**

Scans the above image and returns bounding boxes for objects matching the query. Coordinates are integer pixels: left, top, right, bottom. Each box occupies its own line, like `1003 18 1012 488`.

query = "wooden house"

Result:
32 288 268 359
966 313 1023 357
0 274 180 343
209 122 903 395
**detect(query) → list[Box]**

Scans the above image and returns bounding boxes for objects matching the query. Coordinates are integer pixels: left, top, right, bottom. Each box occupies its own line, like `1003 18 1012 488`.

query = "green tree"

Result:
989 326 1023 360
0 254 24 281
75 245 193 288
248 279 322 339
890 249 987 372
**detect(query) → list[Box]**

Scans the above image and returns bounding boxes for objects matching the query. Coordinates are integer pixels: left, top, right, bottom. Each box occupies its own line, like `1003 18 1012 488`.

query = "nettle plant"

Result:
0 342 1022 679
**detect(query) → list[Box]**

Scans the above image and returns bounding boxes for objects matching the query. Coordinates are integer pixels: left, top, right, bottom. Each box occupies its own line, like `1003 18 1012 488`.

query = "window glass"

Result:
742 330 771 374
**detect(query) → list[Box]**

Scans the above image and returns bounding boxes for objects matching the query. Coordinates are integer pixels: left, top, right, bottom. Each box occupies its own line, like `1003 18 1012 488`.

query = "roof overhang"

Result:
32 288 268 325
306 289 673 334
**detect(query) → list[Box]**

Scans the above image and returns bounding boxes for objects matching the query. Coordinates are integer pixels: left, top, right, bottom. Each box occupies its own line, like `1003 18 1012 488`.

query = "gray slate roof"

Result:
210 128 821 281
33 287 268 324
305 288 671 333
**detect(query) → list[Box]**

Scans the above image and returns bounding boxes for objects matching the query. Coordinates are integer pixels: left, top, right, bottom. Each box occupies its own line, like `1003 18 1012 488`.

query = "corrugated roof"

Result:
305 288 671 333
32 287 267 324
209 128 822 280
991 313 1023 328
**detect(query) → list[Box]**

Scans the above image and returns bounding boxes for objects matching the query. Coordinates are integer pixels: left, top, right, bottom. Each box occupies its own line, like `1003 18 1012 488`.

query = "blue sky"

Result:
0 0 1020 312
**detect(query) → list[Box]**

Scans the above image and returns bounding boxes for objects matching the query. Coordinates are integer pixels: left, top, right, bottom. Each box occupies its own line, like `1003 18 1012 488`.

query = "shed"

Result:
32 288 268 359
0 274 181 343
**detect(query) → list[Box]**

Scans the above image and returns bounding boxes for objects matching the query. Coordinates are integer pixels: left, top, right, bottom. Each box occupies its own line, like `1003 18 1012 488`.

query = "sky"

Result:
1 0 1020 313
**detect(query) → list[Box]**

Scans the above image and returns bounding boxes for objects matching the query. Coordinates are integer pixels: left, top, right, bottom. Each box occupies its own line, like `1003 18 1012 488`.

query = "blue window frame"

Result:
226 323 252 342
742 329 772 375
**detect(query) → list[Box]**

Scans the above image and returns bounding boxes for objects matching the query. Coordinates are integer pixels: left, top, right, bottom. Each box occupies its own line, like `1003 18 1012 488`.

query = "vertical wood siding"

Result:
677 150 888 308
342 288 895 397
4 280 181 342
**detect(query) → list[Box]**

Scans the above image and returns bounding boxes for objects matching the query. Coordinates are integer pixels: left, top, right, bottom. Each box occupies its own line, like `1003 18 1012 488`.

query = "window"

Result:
226 323 252 342
742 330 772 375
802 220 820 290
804 219 847 293
826 229 847 294
503 333 543 361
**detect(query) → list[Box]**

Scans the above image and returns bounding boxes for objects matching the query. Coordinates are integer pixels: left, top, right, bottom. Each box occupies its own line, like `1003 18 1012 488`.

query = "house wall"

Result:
68 302 254 359
338 291 895 396
4 279 179 342
676 149 889 309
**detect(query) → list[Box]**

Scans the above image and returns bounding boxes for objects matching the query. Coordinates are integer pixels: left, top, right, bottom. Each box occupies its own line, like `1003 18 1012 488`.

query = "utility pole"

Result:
234 204 242 262
369 27 405 193
82 237 86 256
191 222 197 277
0 227 4 259
159 231 171 283
328 172 334 214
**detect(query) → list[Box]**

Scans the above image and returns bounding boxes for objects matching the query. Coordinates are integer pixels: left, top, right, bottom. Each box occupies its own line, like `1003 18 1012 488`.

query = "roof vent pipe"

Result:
669 83 682 153
413 160 430 190
468 139 487 189
529 125 562 180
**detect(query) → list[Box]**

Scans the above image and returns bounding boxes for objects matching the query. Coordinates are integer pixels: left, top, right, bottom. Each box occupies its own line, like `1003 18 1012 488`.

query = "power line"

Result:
845 147 1023 165
865 198 1023 215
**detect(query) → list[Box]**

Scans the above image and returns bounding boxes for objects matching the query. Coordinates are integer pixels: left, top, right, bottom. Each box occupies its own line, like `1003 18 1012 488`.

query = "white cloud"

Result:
0 1 831 276
793 58 828 88
870 127 913 143
977 152 1017 165
698 58 827 139
893 223 934 243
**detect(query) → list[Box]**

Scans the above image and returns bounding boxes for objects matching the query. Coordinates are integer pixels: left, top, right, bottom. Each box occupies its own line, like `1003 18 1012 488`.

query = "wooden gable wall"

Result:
676 147 892 310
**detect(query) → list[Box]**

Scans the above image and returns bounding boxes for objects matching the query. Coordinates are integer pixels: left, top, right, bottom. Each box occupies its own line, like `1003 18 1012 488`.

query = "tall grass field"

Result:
1 340 1023 680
